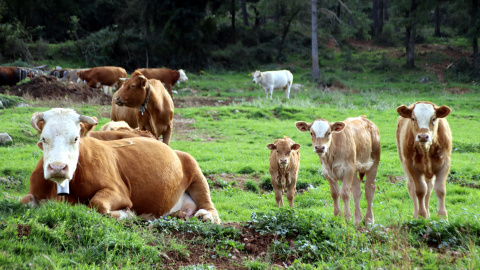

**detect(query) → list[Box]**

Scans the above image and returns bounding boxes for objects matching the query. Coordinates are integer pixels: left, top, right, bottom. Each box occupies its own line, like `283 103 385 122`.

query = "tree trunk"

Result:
434 5 441 37
232 0 236 43
406 0 417 68
473 0 479 79
311 0 320 81
384 0 389 21
241 0 249 26
372 0 379 36
379 0 384 34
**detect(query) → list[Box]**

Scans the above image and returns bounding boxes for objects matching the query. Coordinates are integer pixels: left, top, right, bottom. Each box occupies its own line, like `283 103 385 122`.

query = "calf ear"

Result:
291 143 301 151
295 121 310 132
331 121 346 133
436 105 451 118
397 105 412 118
267 143 276 150
80 117 98 137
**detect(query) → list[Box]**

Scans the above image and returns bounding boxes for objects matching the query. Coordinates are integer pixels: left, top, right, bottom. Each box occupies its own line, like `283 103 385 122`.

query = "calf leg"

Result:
286 184 295 207
364 168 377 224
424 177 435 218
434 163 450 218
327 178 342 217
413 174 428 219
89 188 133 219
352 175 363 225
274 188 284 207
286 83 292 99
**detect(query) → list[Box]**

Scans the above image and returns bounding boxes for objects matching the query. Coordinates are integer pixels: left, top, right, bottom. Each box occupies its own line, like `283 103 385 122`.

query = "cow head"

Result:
397 101 451 150
252 71 262 84
296 119 345 157
31 108 97 194
267 137 300 168
178 69 188 82
114 71 148 107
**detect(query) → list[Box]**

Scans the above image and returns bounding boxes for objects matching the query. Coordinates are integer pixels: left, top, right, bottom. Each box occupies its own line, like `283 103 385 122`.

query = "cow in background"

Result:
135 68 188 97
396 101 452 219
112 71 174 145
267 137 301 207
296 116 380 225
77 66 127 95
252 70 293 99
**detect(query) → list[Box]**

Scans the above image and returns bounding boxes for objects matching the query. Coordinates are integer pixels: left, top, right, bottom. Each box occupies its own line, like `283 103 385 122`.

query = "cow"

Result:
20 108 220 223
135 68 188 97
0 66 21 86
267 137 301 207
99 120 133 132
77 66 127 95
396 101 452 219
296 116 381 225
111 71 174 145
252 70 293 99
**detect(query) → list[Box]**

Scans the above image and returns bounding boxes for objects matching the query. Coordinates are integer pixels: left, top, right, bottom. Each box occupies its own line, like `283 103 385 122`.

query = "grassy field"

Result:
1 46 480 269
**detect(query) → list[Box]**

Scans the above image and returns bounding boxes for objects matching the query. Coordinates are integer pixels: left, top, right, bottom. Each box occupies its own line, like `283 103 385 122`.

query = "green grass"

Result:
1 45 480 268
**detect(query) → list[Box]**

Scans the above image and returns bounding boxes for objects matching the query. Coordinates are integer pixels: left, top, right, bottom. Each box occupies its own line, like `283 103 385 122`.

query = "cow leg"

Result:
269 86 274 100
264 87 269 99
21 194 39 207
88 188 133 218
274 187 284 207
162 124 172 145
351 175 363 225
286 184 295 207
166 85 173 97
434 163 450 218
364 169 377 225
412 174 428 219
286 83 292 99
327 178 342 217
340 170 356 222
185 173 220 224
424 177 434 218
406 176 420 218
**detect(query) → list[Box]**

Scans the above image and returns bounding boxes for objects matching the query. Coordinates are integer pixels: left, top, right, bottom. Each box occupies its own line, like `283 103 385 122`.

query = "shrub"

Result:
245 179 261 193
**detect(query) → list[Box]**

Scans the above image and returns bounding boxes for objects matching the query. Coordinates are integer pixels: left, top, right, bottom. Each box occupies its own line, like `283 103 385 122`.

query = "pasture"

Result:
1 65 480 268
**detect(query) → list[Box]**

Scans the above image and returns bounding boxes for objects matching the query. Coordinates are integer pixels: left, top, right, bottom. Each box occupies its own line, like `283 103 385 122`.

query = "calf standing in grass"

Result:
267 137 301 207
396 101 452 219
296 116 380 225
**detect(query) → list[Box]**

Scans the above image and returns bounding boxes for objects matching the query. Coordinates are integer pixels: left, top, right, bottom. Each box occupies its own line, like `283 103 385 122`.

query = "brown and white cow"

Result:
99 120 134 132
396 101 452 219
77 66 127 95
21 108 220 223
296 116 380 225
135 68 188 97
111 71 174 145
267 137 301 207
0 66 21 86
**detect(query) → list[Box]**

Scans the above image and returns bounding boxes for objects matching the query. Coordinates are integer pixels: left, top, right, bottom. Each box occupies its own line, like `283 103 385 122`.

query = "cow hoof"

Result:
194 209 214 223
110 209 136 220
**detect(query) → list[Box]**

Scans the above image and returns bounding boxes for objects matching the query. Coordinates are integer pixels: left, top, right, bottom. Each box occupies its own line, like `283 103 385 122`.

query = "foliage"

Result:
0 94 25 108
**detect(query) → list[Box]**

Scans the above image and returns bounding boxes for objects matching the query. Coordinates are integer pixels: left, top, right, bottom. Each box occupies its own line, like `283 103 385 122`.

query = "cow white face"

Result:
397 102 451 149
296 119 345 157
31 109 97 185
178 69 188 82
267 139 300 168
252 71 262 84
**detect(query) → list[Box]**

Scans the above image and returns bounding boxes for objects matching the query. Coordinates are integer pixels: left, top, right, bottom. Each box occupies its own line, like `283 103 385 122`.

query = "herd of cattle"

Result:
4 64 451 225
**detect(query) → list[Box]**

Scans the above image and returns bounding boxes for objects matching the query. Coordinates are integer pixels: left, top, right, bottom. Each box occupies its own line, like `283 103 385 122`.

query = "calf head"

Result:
31 108 97 194
296 119 345 157
114 71 148 107
397 101 451 150
178 69 188 82
252 70 262 84
267 137 300 168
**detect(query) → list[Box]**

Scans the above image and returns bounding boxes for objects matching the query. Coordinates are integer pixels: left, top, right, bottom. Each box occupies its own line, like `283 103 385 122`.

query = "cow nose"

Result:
47 163 68 175
314 145 325 153
114 96 123 105
417 134 430 142
279 158 288 164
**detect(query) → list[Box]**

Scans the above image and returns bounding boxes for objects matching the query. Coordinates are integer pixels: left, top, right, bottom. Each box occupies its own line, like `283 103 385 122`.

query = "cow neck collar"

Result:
139 82 151 115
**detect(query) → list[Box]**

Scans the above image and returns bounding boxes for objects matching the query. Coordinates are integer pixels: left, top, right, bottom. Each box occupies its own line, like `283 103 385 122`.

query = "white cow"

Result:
252 70 293 99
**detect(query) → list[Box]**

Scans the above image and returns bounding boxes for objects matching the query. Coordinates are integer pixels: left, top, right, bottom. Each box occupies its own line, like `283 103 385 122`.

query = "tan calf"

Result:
396 101 452 219
267 137 301 207
296 116 380 225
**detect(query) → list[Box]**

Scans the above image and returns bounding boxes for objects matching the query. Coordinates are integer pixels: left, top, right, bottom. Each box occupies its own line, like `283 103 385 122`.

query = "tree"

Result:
472 0 479 79
312 0 321 81
405 0 418 68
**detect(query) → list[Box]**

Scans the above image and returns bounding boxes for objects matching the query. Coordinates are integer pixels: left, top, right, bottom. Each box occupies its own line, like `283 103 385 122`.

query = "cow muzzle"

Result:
416 133 430 143
314 145 326 155
278 158 289 166
114 97 125 106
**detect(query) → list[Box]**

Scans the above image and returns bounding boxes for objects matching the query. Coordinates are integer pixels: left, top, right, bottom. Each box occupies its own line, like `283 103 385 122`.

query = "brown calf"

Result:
135 68 188 97
296 116 380 225
267 137 301 207
396 101 452 219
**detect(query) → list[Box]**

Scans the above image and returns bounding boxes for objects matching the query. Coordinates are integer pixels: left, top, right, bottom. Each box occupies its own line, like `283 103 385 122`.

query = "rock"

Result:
0 133 13 145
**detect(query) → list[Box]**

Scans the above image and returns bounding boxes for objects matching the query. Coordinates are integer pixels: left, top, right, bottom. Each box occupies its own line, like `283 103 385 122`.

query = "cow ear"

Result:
397 105 412 118
295 121 310 132
267 143 276 151
37 141 43 150
36 121 45 133
331 121 346 133
436 105 451 118
79 117 98 137
291 143 301 151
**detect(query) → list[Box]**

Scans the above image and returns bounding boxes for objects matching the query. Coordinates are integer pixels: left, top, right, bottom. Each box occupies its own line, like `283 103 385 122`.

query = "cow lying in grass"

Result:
296 116 381 225
267 137 301 207
396 101 452 219
21 108 220 223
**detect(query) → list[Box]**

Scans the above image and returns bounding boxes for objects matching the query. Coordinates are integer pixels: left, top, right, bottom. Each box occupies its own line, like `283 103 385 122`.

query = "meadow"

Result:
1 48 480 269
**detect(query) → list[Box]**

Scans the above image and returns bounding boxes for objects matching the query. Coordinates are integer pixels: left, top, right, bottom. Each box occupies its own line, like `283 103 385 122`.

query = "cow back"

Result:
0 66 20 86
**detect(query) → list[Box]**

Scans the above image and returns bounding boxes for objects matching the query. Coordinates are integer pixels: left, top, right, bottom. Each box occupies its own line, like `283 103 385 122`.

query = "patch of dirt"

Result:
206 173 261 190
159 223 296 270
173 96 251 108
444 87 473 95
172 114 216 142
0 75 112 105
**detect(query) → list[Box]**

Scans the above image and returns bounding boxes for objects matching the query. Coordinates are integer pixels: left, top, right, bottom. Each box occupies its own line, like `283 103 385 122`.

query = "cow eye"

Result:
41 138 46 143
327 132 331 136
431 118 436 124
130 84 136 88
412 117 416 122
74 137 79 143
287 151 291 155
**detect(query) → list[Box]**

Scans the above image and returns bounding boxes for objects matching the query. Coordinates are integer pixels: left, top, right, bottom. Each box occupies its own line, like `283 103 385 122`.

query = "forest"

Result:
0 0 479 81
